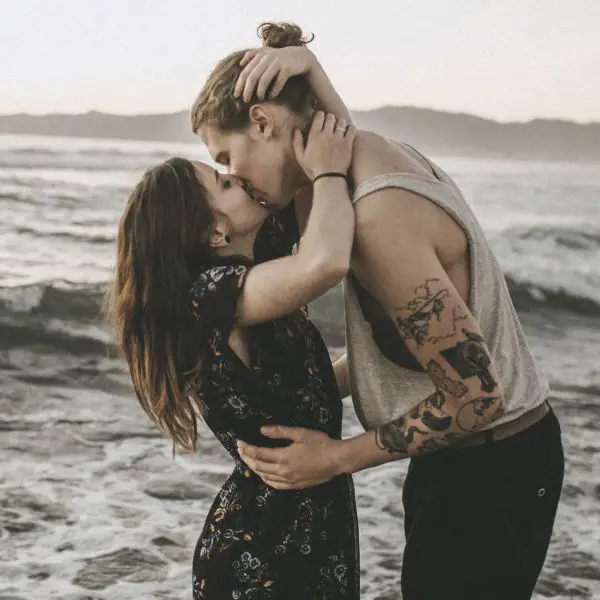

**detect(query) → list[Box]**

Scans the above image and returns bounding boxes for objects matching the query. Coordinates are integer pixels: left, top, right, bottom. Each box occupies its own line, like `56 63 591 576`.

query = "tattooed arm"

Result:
334 187 506 470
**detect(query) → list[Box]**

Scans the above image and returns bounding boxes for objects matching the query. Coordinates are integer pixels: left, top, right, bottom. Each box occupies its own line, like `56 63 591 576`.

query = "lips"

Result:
240 180 272 210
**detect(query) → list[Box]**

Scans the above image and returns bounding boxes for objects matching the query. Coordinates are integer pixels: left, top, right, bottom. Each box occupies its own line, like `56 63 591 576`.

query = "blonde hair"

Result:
191 22 317 134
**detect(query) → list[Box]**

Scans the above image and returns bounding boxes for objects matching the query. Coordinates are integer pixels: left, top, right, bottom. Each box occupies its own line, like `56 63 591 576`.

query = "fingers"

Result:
323 112 337 135
297 111 355 180
242 457 283 477
261 475 312 490
236 46 310 102
292 128 305 162
263 478 297 490
241 56 271 102
334 118 348 137
268 69 289 99
235 53 259 98
256 62 280 101
345 123 357 141
260 425 310 442
235 50 287 102
234 52 263 99
237 441 282 464
309 113 350 138
237 441 299 488
239 49 258 68
309 110 326 136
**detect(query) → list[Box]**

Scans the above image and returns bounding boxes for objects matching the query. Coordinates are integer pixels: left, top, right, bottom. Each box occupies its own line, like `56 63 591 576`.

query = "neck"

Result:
217 228 259 262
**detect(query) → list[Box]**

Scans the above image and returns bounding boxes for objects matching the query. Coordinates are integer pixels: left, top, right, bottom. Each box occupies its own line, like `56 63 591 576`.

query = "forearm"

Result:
306 53 352 123
335 390 505 475
298 178 354 277
332 354 350 398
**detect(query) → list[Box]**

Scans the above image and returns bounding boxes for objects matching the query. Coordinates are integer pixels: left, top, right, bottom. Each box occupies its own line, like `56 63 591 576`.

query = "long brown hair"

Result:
105 157 214 452
191 22 317 134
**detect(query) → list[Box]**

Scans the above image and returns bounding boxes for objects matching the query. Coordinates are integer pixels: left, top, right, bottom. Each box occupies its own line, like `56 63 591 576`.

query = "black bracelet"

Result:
312 171 348 185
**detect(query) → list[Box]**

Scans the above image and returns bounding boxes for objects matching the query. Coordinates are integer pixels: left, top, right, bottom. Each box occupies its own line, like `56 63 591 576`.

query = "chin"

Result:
273 195 295 209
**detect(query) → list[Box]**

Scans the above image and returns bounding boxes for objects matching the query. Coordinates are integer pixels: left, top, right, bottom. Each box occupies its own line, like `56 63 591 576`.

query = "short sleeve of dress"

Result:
189 261 250 335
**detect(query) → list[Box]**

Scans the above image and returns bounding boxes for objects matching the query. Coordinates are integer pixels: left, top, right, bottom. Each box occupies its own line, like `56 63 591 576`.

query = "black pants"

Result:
401 404 564 600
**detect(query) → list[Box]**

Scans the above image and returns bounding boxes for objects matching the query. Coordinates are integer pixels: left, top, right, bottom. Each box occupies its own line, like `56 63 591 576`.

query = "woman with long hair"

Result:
106 110 360 597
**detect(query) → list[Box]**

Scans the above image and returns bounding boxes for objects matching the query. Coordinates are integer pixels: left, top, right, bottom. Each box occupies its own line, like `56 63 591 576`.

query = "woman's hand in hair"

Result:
235 46 316 103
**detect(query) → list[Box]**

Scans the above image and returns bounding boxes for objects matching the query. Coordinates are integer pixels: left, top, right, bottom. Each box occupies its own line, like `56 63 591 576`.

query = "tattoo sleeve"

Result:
375 278 505 457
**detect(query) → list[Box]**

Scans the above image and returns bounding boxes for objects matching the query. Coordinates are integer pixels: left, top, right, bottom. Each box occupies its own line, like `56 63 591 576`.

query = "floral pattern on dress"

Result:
187 211 359 599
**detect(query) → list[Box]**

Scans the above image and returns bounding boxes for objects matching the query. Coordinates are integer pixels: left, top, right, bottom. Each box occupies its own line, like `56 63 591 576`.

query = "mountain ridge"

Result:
1 106 598 161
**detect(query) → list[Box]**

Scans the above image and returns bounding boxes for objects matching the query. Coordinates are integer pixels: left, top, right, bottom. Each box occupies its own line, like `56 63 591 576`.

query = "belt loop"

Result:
485 429 494 445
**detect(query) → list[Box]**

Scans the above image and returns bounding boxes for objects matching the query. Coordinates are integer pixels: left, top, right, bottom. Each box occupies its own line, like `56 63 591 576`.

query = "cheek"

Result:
259 147 287 189
231 190 261 223
234 144 283 191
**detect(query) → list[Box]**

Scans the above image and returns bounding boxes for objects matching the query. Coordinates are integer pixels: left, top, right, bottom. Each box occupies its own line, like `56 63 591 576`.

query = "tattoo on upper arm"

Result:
394 278 447 346
426 359 468 397
440 329 497 392
375 278 503 457
396 277 498 393
394 279 468 348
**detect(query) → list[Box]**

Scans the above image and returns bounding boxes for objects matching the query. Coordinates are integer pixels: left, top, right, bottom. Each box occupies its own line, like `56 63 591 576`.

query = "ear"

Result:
208 221 231 249
249 104 274 140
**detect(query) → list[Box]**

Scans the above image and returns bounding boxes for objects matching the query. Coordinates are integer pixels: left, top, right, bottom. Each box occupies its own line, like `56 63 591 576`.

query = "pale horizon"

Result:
5 104 600 126
2 0 599 123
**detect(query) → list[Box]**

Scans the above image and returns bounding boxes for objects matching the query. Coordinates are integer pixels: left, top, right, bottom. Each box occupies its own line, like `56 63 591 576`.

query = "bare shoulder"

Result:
350 131 467 269
351 130 435 185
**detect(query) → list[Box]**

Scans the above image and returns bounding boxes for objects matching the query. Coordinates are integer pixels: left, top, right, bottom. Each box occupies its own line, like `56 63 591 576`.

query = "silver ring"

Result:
336 126 348 134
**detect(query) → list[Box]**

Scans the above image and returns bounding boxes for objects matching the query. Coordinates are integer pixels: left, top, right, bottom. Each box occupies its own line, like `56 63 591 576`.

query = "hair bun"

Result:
257 22 314 48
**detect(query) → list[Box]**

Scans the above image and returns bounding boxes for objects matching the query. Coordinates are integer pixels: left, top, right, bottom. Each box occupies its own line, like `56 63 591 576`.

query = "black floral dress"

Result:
188 206 360 599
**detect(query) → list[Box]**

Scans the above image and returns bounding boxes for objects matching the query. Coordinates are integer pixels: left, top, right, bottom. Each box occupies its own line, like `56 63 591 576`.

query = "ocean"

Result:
1 133 599 599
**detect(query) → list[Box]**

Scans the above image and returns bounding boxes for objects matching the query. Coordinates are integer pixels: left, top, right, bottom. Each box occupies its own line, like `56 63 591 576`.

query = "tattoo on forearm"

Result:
375 390 504 456
375 390 451 454
417 391 454 431
376 415 428 455
440 329 497 392
417 431 464 454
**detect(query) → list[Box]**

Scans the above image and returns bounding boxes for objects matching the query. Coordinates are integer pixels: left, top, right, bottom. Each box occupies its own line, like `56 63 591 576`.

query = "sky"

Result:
1 0 599 122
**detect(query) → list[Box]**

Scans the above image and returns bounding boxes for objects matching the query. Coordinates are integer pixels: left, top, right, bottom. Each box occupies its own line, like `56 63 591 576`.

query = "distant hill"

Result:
1 106 599 161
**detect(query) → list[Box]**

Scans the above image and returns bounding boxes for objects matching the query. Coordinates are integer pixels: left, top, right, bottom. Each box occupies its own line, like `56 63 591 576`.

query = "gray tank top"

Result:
345 143 549 431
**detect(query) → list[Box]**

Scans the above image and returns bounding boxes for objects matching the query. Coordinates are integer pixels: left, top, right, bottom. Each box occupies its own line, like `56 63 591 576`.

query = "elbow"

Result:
327 258 351 284
453 393 506 431
477 394 506 428
308 253 350 288
489 395 507 424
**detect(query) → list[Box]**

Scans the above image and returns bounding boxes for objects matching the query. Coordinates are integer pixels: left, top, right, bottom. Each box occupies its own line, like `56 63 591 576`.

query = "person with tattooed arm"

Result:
195 23 565 600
